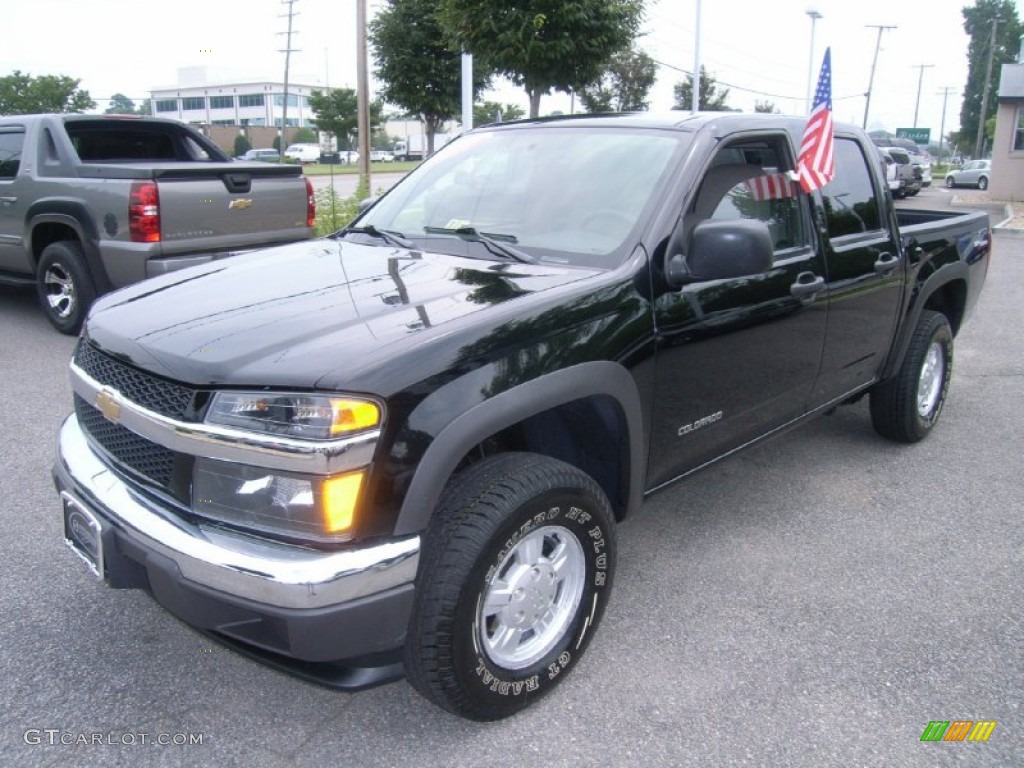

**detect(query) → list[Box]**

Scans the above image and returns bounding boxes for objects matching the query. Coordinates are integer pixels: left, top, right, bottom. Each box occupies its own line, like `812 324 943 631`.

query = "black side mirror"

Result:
665 219 774 288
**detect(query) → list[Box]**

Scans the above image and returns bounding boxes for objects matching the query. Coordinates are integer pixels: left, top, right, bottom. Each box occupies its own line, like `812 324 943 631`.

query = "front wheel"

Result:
870 310 953 443
404 453 616 721
977 176 988 191
36 240 96 335
945 176 956 188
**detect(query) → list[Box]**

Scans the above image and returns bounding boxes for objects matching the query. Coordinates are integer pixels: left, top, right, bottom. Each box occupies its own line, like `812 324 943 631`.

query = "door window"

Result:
821 138 883 238
0 131 24 178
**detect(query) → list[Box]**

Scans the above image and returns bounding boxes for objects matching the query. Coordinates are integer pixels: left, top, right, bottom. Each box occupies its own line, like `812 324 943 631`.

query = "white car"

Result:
370 150 395 163
284 143 321 164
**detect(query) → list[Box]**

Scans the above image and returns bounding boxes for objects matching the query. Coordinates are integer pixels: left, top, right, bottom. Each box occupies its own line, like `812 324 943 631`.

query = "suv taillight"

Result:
305 177 315 228
129 181 161 243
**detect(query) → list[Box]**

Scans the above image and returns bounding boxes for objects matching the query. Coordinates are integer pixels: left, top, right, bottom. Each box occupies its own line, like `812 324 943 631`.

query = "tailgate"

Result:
152 163 311 253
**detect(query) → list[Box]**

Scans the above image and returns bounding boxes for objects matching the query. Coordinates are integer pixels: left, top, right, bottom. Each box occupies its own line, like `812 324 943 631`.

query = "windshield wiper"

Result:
423 226 536 264
339 224 417 250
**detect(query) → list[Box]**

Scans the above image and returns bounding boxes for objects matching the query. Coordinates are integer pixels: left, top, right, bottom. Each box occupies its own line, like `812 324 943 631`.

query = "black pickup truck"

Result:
53 114 990 721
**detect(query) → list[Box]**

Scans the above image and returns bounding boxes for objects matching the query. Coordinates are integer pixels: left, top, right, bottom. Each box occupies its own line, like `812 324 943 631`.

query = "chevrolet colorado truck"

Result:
0 114 314 333
53 113 990 721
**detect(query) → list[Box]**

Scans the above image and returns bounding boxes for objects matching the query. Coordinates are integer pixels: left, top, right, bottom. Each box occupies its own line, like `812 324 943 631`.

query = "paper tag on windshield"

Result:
444 219 471 230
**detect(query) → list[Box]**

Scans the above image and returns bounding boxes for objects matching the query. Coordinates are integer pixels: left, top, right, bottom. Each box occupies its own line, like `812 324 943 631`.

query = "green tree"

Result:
579 47 657 113
439 0 645 118
233 134 252 157
672 67 732 112
308 87 383 150
754 100 779 114
294 127 317 144
473 101 525 125
959 0 1022 156
370 0 489 155
0 70 95 114
105 93 136 114
136 100 152 116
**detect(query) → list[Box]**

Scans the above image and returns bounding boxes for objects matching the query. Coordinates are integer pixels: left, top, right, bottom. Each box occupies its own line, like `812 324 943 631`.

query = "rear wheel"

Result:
870 310 953 443
36 240 95 335
404 453 616 721
945 176 956 188
977 175 988 191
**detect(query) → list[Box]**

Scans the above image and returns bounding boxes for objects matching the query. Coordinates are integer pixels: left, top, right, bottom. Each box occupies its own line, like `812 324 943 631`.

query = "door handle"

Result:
874 252 899 274
790 271 825 301
0 196 16 206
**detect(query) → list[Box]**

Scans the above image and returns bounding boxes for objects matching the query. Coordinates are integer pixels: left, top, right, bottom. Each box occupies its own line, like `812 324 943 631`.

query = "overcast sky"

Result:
3 0 1022 145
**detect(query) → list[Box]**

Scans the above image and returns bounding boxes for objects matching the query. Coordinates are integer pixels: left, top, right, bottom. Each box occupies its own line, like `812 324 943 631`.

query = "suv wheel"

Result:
36 241 96 335
977 176 988 191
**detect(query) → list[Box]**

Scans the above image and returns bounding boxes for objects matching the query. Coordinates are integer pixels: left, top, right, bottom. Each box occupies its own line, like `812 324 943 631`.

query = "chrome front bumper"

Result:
54 414 420 611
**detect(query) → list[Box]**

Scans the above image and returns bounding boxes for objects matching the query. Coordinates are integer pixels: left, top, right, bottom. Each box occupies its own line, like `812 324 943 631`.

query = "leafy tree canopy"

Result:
579 47 657 113
308 87 383 150
370 0 489 153
473 100 525 126
672 67 732 112
754 100 779 114
0 70 95 114
959 0 1022 155
105 93 137 115
439 0 645 117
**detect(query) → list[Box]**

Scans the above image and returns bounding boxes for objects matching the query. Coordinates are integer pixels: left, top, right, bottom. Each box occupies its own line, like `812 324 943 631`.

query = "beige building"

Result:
989 61 1024 201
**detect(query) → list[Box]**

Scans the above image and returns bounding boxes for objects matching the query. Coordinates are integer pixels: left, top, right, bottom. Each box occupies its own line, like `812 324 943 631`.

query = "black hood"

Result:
85 237 598 393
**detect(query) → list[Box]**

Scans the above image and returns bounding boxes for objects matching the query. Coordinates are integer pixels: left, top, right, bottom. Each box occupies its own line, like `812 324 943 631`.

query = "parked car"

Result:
945 159 991 190
237 148 281 162
339 150 360 164
284 143 321 164
55 113 991 721
0 114 313 332
878 147 922 198
873 137 932 187
370 150 395 163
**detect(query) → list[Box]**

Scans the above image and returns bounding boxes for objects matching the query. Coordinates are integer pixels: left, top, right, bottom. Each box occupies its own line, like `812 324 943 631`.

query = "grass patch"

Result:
303 161 419 176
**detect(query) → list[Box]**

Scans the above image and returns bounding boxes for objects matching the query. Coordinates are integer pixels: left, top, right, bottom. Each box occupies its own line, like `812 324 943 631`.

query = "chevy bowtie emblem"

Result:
229 198 253 210
95 388 121 423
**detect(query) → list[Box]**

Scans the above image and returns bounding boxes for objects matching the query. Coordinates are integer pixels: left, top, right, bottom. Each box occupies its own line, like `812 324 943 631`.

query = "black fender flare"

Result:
882 260 968 381
392 361 647 536
25 200 111 293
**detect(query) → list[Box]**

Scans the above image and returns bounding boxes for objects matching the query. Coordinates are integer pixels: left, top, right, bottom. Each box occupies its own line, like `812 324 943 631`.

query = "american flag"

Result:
746 172 798 201
798 47 834 193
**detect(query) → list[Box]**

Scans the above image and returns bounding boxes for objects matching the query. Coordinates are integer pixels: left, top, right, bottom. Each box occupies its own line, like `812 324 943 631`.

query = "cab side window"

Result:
821 138 882 238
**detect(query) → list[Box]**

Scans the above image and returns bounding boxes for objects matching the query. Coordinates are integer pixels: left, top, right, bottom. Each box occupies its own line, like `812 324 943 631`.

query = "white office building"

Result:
149 67 319 128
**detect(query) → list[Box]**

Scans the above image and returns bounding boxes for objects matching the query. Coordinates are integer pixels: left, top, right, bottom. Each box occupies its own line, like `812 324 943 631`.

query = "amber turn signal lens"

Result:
321 471 365 533
329 399 380 435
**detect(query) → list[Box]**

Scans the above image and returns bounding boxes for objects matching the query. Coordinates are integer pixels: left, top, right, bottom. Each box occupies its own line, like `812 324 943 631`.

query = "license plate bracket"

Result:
62 491 105 581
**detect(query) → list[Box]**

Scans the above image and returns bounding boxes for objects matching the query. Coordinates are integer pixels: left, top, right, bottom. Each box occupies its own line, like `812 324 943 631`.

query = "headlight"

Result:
206 392 381 440
193 458 364 542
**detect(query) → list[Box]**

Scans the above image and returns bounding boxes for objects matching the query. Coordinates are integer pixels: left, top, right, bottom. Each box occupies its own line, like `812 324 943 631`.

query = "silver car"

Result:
945 159 991 190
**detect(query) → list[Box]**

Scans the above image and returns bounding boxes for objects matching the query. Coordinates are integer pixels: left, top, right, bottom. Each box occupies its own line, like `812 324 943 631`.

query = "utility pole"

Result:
277 0 300 163
912 64 933 127
356 0 371 191
863 24 897 129
692 0 702 113
937 86 956 162
974 18 999 160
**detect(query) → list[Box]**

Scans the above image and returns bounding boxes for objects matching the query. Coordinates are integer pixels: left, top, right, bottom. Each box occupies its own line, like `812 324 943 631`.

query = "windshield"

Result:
354 126 683 269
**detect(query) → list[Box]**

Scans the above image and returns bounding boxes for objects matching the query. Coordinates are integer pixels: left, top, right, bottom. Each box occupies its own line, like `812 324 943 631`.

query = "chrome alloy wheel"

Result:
44 263 76 319
477 525 586 670
917 341 945 418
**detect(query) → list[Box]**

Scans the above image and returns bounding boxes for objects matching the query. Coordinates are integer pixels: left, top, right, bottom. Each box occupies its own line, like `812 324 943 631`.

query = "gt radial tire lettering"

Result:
468 501 612 700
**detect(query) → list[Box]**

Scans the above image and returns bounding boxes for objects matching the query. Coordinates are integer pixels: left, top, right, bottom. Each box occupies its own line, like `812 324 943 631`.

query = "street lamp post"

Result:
805 10 823 115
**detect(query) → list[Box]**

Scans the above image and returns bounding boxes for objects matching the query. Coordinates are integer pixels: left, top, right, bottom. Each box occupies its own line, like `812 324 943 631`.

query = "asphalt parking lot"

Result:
1 188 1020 767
